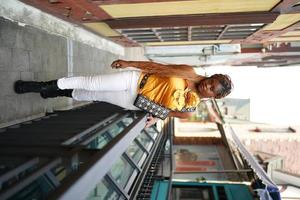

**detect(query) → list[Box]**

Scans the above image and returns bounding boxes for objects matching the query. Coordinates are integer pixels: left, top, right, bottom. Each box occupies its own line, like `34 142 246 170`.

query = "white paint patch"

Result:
67 38 74 105
17 22 26 27
0 0 124 56
67 38 74 77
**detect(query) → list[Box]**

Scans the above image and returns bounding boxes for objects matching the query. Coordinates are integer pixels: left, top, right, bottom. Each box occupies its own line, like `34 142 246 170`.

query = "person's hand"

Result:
111 59 128 69
145 115 159 128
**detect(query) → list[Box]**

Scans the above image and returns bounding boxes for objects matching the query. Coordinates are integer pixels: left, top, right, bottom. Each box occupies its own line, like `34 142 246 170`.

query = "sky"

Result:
204 65 300 126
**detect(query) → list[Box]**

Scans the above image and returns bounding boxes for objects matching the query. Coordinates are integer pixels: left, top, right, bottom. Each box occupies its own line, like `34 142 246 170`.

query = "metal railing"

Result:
134 118 173 200
0 103 150 200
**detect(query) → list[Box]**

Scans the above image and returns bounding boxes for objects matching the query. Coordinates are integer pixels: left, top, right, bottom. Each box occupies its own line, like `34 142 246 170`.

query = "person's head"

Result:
197 74 233 99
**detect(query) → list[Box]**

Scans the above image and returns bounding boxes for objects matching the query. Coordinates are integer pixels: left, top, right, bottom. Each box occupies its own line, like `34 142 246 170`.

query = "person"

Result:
14 60 233 127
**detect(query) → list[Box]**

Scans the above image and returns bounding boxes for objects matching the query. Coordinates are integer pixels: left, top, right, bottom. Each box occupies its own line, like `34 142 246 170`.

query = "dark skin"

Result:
111 60 223 126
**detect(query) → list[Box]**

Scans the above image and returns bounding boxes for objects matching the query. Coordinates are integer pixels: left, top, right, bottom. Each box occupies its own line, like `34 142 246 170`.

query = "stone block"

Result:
12 48 29 71
29 50 43 72
0 71 20 96
21 71 34 80
0 46 12 70
0 18 17 47
0 98 5 123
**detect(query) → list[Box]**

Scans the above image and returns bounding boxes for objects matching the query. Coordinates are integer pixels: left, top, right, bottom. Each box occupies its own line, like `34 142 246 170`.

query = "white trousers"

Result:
57 71 141 110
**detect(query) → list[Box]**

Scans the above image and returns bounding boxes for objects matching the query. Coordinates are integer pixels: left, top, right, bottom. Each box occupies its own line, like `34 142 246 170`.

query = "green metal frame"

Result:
151 181 254 200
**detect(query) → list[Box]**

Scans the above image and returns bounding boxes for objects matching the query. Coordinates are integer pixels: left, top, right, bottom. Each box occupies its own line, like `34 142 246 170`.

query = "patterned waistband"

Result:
139 74 151 89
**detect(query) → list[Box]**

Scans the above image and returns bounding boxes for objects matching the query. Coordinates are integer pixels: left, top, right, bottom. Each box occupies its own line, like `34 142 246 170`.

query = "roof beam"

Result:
188 27 192 41
152 28 163 42
105 12 279 29
271 0 300 14
244 21 300 43
217 25 230 40
92 0 191 5
21 0 112 21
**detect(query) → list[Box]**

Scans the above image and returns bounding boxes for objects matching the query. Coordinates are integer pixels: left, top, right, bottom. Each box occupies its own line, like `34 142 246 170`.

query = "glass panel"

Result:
107 123 125 138
51 165 68 182
86 178 123 200
136 131 153 151
120 117 134 126
0 157 40 191
172 186 214 200
86 132 111 149
126 140 146 165
144 126 158 139
86 116 134 150
109 156 136 189
8 175 55 200
107 116 134 138
217 186 228 200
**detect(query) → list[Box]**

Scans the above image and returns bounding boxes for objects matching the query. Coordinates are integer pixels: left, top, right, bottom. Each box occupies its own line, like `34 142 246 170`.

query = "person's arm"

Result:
145 111 194 127
168 111 194 118
111 59 203 81
145 115 159 128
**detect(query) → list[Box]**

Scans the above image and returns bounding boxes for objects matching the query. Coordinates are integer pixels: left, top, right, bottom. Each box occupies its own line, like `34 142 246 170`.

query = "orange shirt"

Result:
137 73 200 111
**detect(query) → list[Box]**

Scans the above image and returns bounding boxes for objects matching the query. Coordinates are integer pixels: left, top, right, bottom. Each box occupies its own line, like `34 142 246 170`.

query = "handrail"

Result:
49 112 147 200
61 113 120 145
79 112 129 145
0 158 62 200
130 125 165 200
166 118 174 200
174 169 253 174
0 157 39 187
226 125 278 189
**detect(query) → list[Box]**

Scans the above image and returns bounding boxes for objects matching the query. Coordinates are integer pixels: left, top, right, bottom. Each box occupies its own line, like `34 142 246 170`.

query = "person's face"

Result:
197 77 223 98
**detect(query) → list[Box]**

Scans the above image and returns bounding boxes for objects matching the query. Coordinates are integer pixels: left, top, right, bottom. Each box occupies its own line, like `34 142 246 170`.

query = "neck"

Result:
187 80 198 92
